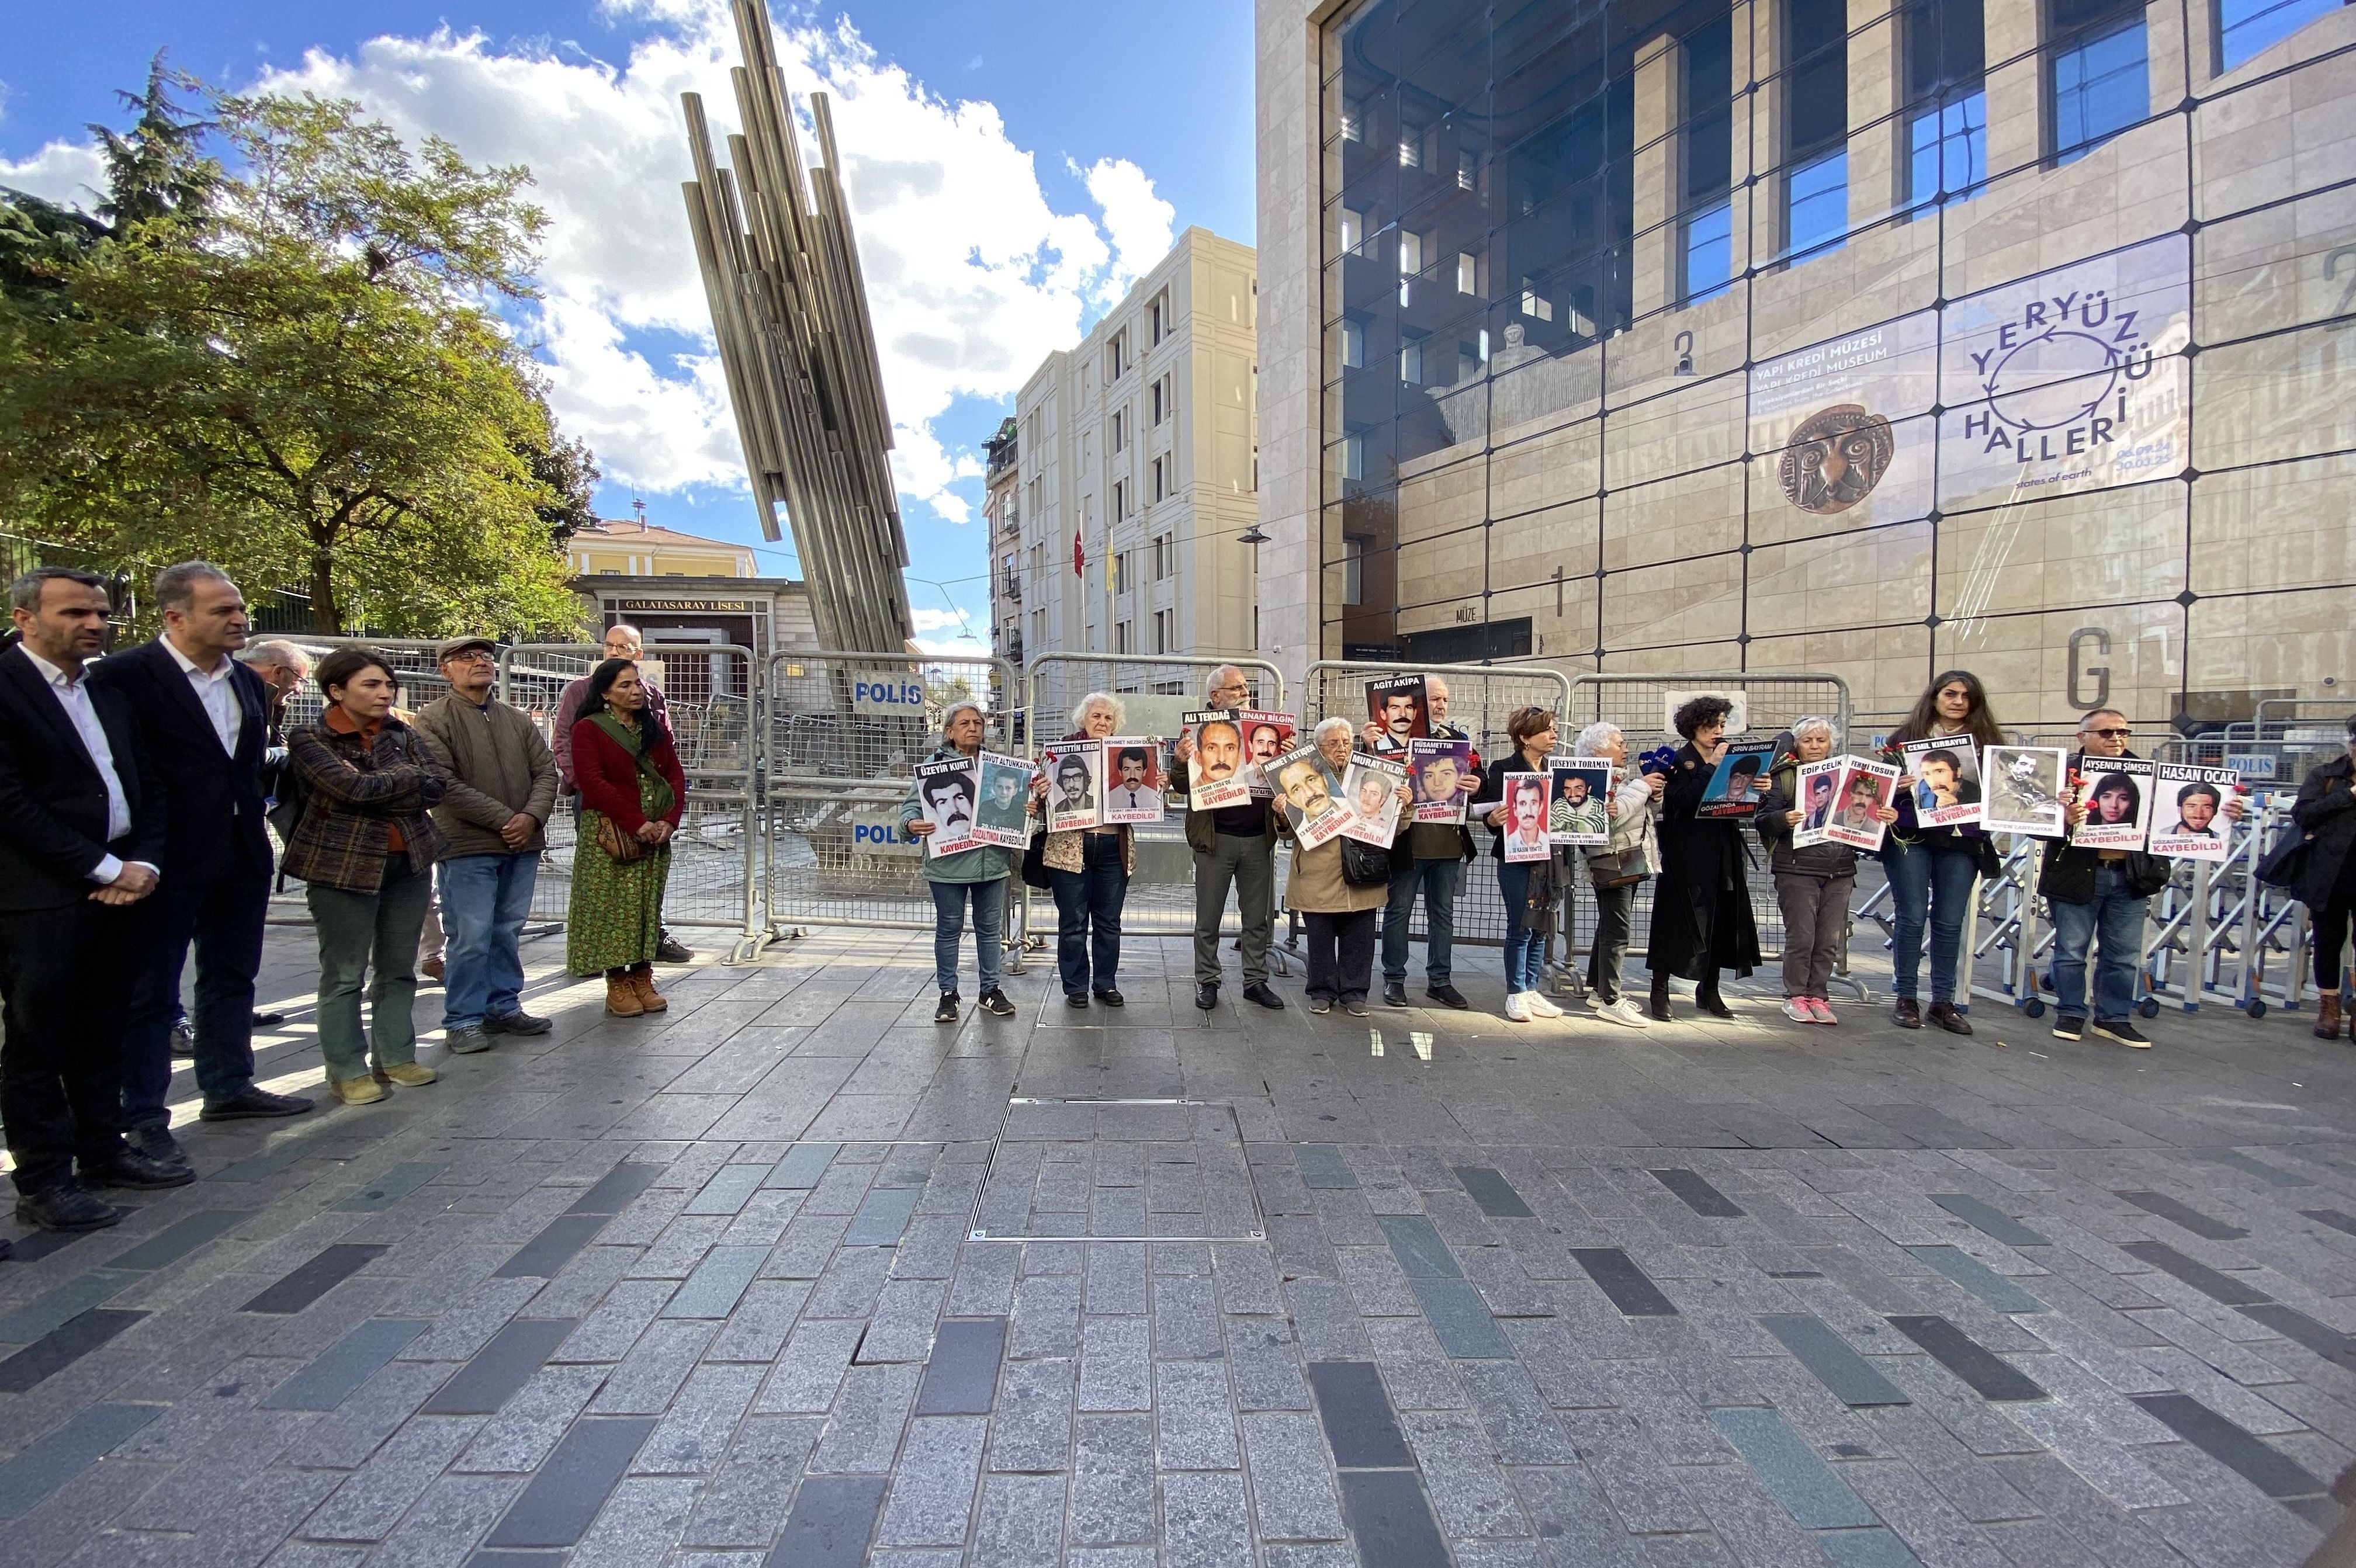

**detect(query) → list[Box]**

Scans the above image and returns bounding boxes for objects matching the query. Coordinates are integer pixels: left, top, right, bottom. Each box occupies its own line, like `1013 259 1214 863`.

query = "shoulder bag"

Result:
586 716 673 865
1340 835 1392 887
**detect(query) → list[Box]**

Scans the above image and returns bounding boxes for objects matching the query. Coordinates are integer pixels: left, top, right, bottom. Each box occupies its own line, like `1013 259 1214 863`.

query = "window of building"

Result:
1152 609 1175 654
1112 479 1128 519
1519 277 1555 320
1682 202 1734 303
1148 290 1170 344
1456 251 1480 294
1032 609 1044 645
1786 151 1849 259
598 568 621 575
1399 335 1424 385
1398 229 1425 277
1151 375 1171 424
1680 12 1735 304
2219 0 2344 67
1399 122 1423 168
1111 410 1126 453
2049 0 2149 163
1340 318 1364 369
1340 99 1363 142
1342 433 1367 482
1784 0 1850 261
1154 535 1170 580
1902 0 1988 213
1152 455 1170 502
1116 620 1133 653
1456 149 1477 190
1107 330 1129 379
1338 206 1364 255
1342 534 1368 606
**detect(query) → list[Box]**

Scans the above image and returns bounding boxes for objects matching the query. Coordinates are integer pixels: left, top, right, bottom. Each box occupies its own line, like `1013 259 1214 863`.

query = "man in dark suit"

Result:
2 568 195 1233
90 562 311 1167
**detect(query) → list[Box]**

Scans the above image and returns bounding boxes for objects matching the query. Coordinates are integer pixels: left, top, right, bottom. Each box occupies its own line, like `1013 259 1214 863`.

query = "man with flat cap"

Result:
414 635 559 1056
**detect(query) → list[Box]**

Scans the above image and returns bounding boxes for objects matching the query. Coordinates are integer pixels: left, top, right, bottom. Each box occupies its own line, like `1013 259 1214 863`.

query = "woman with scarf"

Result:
567 657 687 1017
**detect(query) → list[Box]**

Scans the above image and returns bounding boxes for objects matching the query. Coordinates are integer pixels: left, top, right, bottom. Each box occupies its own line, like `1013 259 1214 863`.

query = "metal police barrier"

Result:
1553 670 1858 998
1023 653 1288 943
501 643 764 961
760 650 1024 957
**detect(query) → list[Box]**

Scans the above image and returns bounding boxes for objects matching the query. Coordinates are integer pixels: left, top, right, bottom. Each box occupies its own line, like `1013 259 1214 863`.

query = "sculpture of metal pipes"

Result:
680 0 915 655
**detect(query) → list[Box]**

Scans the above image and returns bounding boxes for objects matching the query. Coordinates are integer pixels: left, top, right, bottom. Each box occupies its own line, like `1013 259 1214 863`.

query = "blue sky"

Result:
0 0 1255 645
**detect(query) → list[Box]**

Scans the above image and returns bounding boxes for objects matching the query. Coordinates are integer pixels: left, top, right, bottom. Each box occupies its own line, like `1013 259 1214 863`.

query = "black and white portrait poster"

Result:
914 754 980 857
2150 765 2239 861
1366 675 1429 751
971 752 1034 848
1183 710 1251 811
1901 737 1984 828
1101 738 1165 824
1499 771 1551 863
1982 745 2069 838
1408 738 1474 824
1239 710 1296 799
1040 742 1101 833
1270 741 1349 850
2069 756 2156 851
1339 752 1407 847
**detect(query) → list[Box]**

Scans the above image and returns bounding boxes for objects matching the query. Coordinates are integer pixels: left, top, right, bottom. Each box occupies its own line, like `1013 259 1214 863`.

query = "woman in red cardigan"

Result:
566 659 688 1015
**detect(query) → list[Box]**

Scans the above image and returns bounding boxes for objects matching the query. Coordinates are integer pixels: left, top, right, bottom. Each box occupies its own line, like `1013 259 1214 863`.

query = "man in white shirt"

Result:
2 568 189 1236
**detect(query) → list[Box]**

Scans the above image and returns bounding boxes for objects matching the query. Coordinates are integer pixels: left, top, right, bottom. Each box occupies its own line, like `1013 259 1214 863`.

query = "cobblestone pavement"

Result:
8 921 2356 1567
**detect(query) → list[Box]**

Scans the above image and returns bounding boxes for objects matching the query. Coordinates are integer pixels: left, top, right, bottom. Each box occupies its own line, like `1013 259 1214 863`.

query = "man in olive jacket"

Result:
415 636 559 1054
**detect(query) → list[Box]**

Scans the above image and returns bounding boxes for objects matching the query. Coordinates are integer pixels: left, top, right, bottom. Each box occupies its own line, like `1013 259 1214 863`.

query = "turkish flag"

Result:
1073 530 1085 577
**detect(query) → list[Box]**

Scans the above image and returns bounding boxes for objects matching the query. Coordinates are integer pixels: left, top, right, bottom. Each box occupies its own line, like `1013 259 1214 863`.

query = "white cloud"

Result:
0 139 108 208
241 4 1173 525
909 606 977 634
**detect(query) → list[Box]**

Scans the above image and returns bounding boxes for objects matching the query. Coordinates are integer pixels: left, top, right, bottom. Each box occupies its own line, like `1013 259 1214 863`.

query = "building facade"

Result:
984 417 1023 665
999 228 1263 677
1256 0 2356 733
568 515 760 580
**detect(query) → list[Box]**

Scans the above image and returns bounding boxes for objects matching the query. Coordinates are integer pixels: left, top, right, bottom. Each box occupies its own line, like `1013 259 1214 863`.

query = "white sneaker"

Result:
1609 996 1652 1029
1782 998 1814 1024
1525 991 1565 1019
1586 992 1613 1013
1503 993 1530 1022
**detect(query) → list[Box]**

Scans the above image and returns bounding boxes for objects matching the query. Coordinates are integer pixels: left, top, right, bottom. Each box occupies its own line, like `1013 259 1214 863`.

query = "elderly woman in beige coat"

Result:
1286 716 1409 1015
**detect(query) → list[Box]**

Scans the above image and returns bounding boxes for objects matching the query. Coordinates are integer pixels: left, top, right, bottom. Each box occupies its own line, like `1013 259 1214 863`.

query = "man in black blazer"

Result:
89 562 311 1167
2 568 196 1232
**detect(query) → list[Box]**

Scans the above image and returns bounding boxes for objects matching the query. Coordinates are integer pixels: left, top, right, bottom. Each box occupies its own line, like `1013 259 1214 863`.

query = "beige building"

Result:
984 417 1024 664
1256 0 2356 734
1000 228 1263 677
568 515 760 579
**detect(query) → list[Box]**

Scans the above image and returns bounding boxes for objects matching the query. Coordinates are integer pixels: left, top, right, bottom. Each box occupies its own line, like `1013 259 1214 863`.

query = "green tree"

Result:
0 81 587 638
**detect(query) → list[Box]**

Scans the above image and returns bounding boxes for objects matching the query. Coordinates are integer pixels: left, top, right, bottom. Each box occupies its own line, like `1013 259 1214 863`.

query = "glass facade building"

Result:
1291 0 2356 732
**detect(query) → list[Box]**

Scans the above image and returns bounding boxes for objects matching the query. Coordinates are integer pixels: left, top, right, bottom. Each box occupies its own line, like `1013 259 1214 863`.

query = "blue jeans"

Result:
1383 857 1460 986
2047 864 2147 1022
931 878 1005 995
1882 837 1980 1003
439 852 542 1030
1046 835 1128 996
1496 859 1543 994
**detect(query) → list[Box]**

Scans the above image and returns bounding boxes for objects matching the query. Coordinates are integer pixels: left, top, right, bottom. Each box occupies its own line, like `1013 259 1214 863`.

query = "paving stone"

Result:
0 1307 147 1393
765 1473 886 1566
1758 1313 1912 1407
989 1355 1075 1472
1242 1410 1349 1541
1886 1316 2049 1402
808 1362 920 1473
1571 1247 1679 1317
0 1269 139 1344
664 1246 768 1319
1077 1314 1152 1411
244 1245 391 1315
1335 1469 1450 1565
1071 1414 1156 1546
1650 1168 1746 1218
336 1163 448 1213
1155 1359 1241 1469
494 1215 614 1281
1928 1195 2052 1247
264 1319 431 1411
633 1362 763 1475
971 1472 1065 1565
1902 1246 2048 1314
914 1316 1006 1414
0 1402 161 1521
421 1317 577 1415
1162 1469 1254 1565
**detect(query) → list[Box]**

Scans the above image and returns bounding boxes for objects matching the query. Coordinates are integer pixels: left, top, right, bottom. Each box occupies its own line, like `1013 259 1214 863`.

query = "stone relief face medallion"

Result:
1778 403 1894 515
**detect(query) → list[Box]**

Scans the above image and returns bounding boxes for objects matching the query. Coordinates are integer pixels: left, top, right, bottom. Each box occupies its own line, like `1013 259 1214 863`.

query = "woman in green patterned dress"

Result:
566 658 687 1015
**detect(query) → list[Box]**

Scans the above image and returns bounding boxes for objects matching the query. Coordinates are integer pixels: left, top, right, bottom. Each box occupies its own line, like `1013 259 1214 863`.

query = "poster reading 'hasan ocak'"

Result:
1747 310 1938 530
2150 765 2240 862
1937 233 2191 512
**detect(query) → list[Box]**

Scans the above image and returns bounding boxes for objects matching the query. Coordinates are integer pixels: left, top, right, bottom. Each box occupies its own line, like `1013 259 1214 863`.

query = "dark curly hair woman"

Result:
1645 695 1761 1021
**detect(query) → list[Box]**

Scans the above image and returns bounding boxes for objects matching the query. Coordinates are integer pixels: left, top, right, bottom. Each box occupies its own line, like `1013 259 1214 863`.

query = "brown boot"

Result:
605 970 645 1017
2316 993 2341 1040
629 963 668 1014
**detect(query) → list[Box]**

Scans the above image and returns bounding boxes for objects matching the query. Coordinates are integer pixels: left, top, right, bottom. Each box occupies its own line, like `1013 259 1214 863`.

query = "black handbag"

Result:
1585 843 1648 888
2255 829 2313 892
1019 827 1052 890
1340 834 1392 887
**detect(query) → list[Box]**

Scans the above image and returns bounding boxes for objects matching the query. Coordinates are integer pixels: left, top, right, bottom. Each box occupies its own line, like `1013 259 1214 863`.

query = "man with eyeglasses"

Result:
1172 664 1285 1012
2042 707 2239 1049
417 637 559 1054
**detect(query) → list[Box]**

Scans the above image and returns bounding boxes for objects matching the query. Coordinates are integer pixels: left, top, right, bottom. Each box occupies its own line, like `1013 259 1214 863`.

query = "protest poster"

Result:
1340 752 1408 847
1040 742 1101 833
913 754 980 857
1790 757 1845 847
1183 709 1252 811
1270 741 1350 849
970 752 1034 848
1101 738 1166 823
1983 745 2070 837
1408 737 1474 823
2150 765 2239 861
1902 737 1984 827
1547 759 1613 846
1366 675 1429 750
1499 771 1553 862
1240 709 1297 799
1825 758 1899 851
2069 755 2157 851
1697 740 1778 819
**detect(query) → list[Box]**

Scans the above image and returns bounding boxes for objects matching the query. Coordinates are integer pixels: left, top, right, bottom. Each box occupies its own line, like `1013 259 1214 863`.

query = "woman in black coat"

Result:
1647 695 1761 1020
2293 717 2356 1039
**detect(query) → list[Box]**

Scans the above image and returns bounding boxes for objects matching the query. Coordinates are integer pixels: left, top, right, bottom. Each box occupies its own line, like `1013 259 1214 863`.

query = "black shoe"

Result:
199 1087 314 1121
2091 1019 2151 1049
934 993 961 1024
1695 990 1735 1020
1650 987 1674 1023
1196 983 1219 1011
15 1182 123 1233
252 1011 286 1028
484 1010 553 1036
1094 989 1124 1007
1383 981 1409 1008
79 1150 197 1190
1893 998 1923 1029
1426 984 1471 1010
1927 1001 1973 1036
0 1235 12 1261
1067 993 1092 1009
655 933 695 963
168 1021 195 1057
127 1124 191 1169
2052 1015 2085 1042
1243 983 1286 1011
979 988 1017 1018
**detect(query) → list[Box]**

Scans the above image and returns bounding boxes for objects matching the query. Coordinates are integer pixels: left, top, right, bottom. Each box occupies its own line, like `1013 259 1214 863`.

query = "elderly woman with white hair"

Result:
1035 692 1135 1007
900 698 1016 1024
1283 716 1408 1014
1754 715 1889 1024
1572 721 1664 1028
